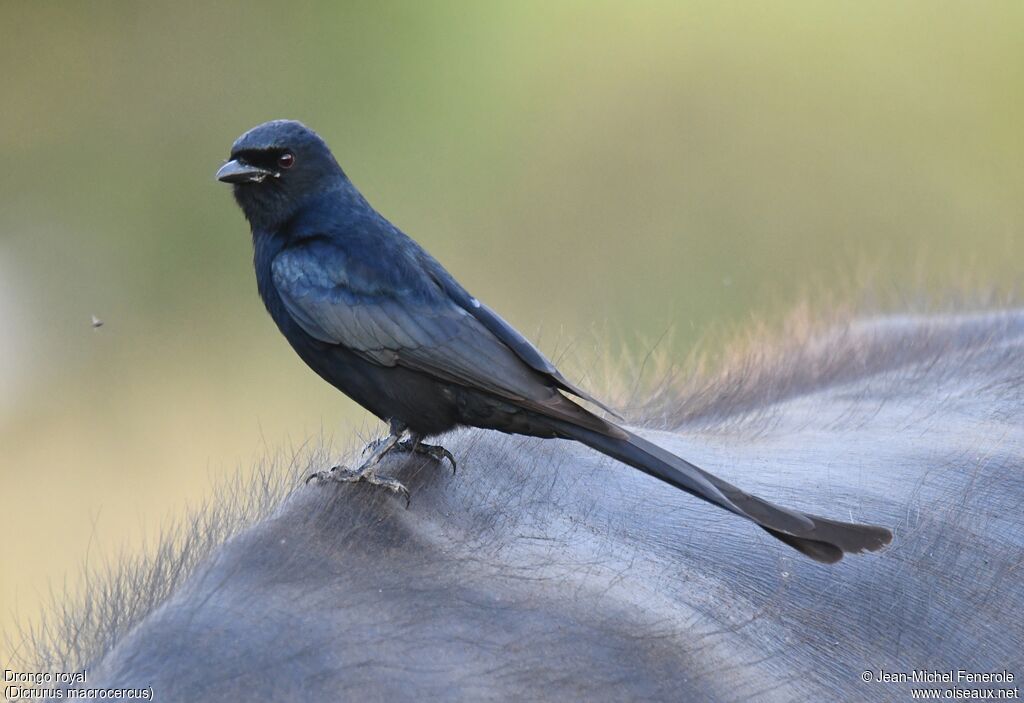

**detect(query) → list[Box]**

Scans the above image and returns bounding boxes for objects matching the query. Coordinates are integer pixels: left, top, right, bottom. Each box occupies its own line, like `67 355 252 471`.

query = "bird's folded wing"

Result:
271 243 615 438
418 255 620 416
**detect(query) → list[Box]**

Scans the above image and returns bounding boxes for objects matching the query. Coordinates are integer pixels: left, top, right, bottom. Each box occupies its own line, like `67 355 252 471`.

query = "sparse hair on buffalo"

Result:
8 293 1024 702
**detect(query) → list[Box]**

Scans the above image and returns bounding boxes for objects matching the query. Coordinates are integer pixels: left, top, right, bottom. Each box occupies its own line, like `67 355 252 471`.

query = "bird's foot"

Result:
309 430 410 505
339 465 411 506
360 434 457 474
306 464 410 506
397 439 457 474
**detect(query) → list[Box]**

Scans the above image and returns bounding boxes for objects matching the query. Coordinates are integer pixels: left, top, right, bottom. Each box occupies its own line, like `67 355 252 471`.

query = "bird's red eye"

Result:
278 152 295 169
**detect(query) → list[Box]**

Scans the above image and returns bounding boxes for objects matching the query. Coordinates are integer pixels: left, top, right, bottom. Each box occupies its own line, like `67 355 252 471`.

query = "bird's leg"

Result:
360 436 388 457
307 422 411 505
360 419 409 456
394 432 458 474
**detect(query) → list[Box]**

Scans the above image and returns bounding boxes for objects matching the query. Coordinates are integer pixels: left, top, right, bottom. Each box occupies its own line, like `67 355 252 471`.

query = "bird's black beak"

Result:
216 159 276 184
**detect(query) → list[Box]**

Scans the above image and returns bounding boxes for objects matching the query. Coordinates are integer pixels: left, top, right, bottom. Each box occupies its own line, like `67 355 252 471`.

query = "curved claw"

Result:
395 440 457 474
305 466 341 484
427 446 457 474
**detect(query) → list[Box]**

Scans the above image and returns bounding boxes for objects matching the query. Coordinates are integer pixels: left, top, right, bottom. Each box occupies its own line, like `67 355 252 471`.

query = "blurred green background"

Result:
1 1 1022 657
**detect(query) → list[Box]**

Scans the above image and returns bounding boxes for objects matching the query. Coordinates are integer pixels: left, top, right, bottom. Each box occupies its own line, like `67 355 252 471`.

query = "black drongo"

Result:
217 120 892 563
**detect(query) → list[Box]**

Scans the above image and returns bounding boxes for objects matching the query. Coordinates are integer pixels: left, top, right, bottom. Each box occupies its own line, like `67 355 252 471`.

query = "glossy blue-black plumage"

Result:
220 120 892 562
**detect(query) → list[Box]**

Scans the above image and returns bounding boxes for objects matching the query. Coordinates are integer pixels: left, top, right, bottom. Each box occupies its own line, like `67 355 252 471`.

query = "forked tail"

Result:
555 422 893 563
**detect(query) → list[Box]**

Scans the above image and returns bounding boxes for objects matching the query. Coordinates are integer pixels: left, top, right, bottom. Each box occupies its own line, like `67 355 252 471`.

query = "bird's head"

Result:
217 120 345 228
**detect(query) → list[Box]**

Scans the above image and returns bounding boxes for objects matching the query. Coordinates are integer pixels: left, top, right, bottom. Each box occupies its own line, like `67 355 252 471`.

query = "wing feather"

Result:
272 241 620 435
